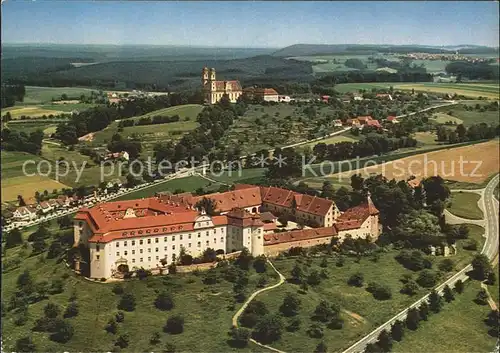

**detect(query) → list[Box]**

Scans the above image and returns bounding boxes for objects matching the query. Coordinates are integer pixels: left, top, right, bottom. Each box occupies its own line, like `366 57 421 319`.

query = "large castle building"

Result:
74 184 380 279
202 67 242 104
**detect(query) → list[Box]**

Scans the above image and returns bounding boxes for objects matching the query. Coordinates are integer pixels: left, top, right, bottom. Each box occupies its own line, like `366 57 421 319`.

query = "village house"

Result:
278 95 291 103
105 151 130 161
346 118 361 128
386 116 399 124
376 93 393 101
74 184 380 279
39 201 54 214
333 119 343 127
13 206 38 221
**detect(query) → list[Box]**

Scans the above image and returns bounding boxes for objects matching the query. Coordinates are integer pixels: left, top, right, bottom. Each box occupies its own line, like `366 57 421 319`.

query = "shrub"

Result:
367 282 392 300
307 323 324 338
228 326 251 348
400 279 419 296
44 303 61 319
279 292 301 317
417 270 439 288
115 311 125 323
347 272 364 287
63 302 79 318
114 334 129 348
105 318 118 334
150 331 161 345
112 284 124 295
439 259 454 272
475 289 489 305
252 314 283 344
164 315 184 334
118 293 136 311
286 317 301 332
15 336 36 352
49 320 74 343
155 291 174 311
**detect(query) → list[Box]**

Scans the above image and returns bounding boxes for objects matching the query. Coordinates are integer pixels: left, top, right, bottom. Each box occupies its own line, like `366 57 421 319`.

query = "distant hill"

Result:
272 44 499 57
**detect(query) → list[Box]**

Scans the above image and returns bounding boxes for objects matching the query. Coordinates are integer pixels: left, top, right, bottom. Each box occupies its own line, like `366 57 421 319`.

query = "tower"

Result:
202 67 209 87
209 68 216 81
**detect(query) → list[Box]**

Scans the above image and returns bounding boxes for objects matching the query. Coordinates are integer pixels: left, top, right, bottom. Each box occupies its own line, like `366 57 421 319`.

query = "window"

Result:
116 242 120 248
155 248 159 252
124 241 127 246
132 240 135 246
172 236 176 241
132 259 135 263
132 250 135 255
188 234 192 239
206 240 209 245
214 228 217 234
164 237 167 242
172 245 176 250
140 258 143 262
197 242 201 247
147 239 151 244
155 238 159 243
198 232 201 238
96 255 100 260
188 243 192 248
140 240 143 245
116 252 120 256
156 256 159 260
148 248 151 253
96 245 100 252
180 235 183 240
140 249 143 254
148 257 151 261
164 246 167 251
221 237 224 242
206 231 209 236
124 251 128 256
214 238 216 243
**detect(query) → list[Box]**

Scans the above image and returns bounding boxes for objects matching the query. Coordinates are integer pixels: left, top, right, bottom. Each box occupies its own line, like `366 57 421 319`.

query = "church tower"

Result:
209 68 216 81
202 67 209 87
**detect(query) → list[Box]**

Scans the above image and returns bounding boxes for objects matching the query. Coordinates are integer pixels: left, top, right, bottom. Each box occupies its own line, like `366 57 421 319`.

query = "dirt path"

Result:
231 259 286 353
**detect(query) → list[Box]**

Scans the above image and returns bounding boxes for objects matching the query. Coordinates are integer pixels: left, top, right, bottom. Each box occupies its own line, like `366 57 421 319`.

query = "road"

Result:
342 174 499 353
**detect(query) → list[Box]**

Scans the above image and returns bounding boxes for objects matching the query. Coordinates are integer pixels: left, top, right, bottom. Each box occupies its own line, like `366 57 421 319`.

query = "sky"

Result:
1 1 499 48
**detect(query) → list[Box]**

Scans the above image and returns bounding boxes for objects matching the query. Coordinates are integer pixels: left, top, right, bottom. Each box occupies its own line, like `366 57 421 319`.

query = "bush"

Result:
252 314 283 344
164 315 184 334
49 320 74 343
150 331 161 345
115 311 125 323
307 323 324 338
367 282 392 300
44 303 61 318
112 284 124 295
417 270 439 288
475 289 489 305
439 259 454 272
63 302 79 318
15 336 36 352
155 291 174 311
347 272 364 287
279 292 301 317
114 334 129 348
286 317 301 332
118 293 136 311
253 255 267 273
400 279 419 296
105 318 118 334
228 326 251 348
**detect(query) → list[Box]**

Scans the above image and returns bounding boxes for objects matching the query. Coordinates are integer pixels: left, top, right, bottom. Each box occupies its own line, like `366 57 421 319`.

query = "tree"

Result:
367 282 392 300
390 320 405 341
419 301 430 321
454 279 464 294
348 272 364 287
313 300 340 323
405 307 421 330
155 291 174 311
475 289 489 305
280 292 301 317
115 311 125 323
439 259 454 272
253 255 267 273
417 270 439 288
486 271 496 285
307 323 324 338
443 285 455 302
485 310 499 328
252 314 283 344
241 300 268 328
164 315 184 334
44 303 61 318
50 320 74 343
290 263 305 283
320 181 335 199
376 329 393 352
5 228 23 248
112 284 124 295
229 326 251 348
63 302 79 318
118 293 136 311
307 270 322 286
471 254 492 280
115 334 130 348
15 336 36 352
429 290 443 313
314 341 328 353
365 342 383 353
194 197 219 216
401 279 419 296
105 318 118 334
150 331 161 345
287 317 301 332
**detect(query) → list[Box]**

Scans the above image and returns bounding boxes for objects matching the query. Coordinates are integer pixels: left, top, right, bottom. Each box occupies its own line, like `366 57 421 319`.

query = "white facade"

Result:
278 95 291 103
263 94 279 102
13 207 37 221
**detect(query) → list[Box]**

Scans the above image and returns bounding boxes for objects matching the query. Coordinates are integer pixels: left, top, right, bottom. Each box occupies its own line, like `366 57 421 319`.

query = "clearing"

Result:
433 103 500 126
431 113 464 125
301 134 358 149
23 86 96 104
447 192 483 220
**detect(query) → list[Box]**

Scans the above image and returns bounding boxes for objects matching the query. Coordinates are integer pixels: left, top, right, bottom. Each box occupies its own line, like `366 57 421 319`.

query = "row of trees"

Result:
1 128 44 154
436 123 499 144
445 61 498 80
118 114 181 128
1 84 26 108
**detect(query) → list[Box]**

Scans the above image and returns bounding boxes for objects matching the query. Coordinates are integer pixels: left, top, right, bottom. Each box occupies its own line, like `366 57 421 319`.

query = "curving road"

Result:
342 174 499 353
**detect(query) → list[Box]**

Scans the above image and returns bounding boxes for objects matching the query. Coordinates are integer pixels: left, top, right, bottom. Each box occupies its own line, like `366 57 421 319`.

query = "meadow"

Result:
392 279 497 353
433 103 500 126
23 86 97 104
1 106 65 119
257 224 485 353
447 192 483 220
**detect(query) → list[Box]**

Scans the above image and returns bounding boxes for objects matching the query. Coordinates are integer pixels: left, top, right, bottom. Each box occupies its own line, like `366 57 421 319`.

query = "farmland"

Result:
23 86 97 104
1 106 65 119
432 103 500 126
327 139 499 185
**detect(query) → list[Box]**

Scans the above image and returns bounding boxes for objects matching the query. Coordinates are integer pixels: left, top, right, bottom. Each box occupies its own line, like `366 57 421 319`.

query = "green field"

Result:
393 280 497 353
257 226 484 353
434 103 500 126
333 83 393 94
90 105 203 156
1 106 65 119
208 168 267 185
301 135 358 149
40 103 97 112
23 86 97 104
431 112 464 125
447 192 483 220
3 121 58 136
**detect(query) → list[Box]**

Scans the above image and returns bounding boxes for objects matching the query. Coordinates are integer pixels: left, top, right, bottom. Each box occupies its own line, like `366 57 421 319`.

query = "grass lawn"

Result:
1 231 268 353
208 168 267 185
1 175 70 203
431 112 464 125
41 144 93 166
114 176 220 201
434 104 500 126
3 121 58 136
333 83 393 94
447 192 483 220
392 280 497 353
393 83 500 100
40 103 98 112
126 104 203 123
302 135 358 149
23 86 96 104
413 132 439 146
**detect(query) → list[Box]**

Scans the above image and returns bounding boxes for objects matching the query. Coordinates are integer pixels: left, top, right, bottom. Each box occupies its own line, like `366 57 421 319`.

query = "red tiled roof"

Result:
334 198 379 231
260 211 277 223
387 116 397 121
255 88 279 96
213 80 242 92
226 208 264 227
260 186 333 217
263 227 337 245
366 120 382 128
357 116 373 122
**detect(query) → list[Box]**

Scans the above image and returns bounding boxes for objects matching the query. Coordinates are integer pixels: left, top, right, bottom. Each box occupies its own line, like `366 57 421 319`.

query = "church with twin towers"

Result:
201 67 243 104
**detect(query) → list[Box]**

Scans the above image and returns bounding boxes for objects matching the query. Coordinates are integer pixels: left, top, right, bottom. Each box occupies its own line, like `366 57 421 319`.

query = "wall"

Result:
264 236 334 256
